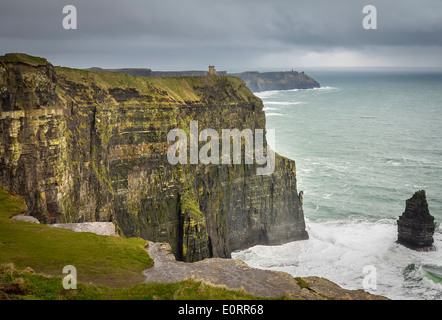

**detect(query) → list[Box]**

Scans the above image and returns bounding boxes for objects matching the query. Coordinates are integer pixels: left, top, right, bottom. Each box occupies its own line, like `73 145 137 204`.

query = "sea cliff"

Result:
86 67 320 92
0 53 308 262
231 71 320 92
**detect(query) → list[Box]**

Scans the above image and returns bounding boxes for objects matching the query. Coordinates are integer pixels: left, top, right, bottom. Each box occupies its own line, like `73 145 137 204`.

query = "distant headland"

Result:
86 65 320 92
230 70 320 92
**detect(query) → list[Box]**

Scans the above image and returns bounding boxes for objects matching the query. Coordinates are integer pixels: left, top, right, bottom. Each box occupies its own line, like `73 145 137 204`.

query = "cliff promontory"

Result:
86 67 320 93
231 71 320 92
0 53 308 262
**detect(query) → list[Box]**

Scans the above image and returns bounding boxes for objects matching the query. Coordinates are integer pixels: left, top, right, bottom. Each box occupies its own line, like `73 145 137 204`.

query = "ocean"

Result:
231 68 442 300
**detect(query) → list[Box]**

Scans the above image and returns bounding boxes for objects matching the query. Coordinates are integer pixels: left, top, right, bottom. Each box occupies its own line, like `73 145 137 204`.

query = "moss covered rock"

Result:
0 54 308 262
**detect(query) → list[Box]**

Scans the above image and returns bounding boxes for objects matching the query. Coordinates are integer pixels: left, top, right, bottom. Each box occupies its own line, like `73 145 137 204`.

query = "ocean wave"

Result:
404 183 430 189
249 73 442 299
420 265 442 292
421 265 442 281
422 275 442 292
265 113 284 116
387 160 402 166
254 90 280 99
264 101 305 105
233 217 442 300
262 107 279 111
254 86 338 99
322 192 334 199
288 86 338 92
376 154 440 169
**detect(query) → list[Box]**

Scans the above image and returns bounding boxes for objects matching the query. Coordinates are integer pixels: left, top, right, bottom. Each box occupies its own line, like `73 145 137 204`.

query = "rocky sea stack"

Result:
397 190 436 252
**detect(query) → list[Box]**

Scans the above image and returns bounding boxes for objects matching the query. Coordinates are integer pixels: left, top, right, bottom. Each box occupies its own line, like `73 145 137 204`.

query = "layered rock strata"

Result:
397 190 436 251
0 53 308 262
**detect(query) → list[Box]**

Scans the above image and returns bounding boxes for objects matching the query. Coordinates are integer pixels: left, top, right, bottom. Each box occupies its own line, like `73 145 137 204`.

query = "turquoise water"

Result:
232 69 442 300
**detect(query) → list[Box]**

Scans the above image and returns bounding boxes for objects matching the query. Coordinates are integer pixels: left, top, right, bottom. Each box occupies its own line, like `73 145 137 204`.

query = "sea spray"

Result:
234 69 442 300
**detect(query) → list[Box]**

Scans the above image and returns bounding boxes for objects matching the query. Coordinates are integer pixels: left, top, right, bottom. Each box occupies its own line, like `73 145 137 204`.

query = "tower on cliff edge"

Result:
207 66 216 76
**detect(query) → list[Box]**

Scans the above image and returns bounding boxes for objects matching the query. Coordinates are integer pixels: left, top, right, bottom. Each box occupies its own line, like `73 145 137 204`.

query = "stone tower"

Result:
207 66 216 76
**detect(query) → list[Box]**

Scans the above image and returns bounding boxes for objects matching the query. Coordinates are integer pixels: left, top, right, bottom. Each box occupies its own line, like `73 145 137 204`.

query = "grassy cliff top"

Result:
55 65 258 105
0 186 267 299
0 186 153 288
0 53 49 67
1 53 262 109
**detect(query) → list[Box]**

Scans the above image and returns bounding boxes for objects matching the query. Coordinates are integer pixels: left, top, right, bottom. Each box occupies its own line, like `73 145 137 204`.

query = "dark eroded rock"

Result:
397 190 436 251
0 53 308 262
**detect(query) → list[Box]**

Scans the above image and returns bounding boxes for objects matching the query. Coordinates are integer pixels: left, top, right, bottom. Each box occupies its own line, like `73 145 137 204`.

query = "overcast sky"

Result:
1 0 442 71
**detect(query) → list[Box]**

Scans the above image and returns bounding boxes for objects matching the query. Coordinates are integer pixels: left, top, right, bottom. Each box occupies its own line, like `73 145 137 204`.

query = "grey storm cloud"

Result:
1 0 442 69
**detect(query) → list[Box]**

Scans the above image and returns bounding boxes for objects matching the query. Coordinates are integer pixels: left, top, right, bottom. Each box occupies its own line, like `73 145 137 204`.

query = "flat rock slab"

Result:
50 222 116 236
11 214 40 224
143 242 388 300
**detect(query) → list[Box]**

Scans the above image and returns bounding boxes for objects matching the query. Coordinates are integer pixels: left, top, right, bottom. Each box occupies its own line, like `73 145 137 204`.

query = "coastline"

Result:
143 241 388 300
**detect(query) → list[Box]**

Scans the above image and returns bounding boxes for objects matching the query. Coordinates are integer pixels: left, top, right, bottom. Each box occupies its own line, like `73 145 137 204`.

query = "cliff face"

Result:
0 53 308 262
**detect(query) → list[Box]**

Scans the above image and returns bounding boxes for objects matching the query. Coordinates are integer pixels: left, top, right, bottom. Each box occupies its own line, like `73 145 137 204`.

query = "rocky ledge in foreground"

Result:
143 242 388 300
397 190 436 252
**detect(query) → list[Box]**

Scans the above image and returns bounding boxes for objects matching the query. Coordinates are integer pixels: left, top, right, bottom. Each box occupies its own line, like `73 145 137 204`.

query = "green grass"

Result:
0 186 278 300
0 185 27 219
0 53 48 66
0 186 152 288
1 264 269 300
54 66 258 105
295 277 310 289
54 67 203 103
1 53 260 109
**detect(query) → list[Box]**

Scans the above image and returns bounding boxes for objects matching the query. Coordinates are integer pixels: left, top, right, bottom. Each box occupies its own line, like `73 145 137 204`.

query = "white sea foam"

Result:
233 218 442 300
387 160 402 166
254 90 280 99
421 265 442 291
287 86 338 92
255 86 338 99
248 70 442 300
264 101 305 105
265 113 284 117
